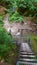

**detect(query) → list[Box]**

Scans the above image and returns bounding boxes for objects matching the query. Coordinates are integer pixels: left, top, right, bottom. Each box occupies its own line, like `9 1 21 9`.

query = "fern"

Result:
9 11 24 22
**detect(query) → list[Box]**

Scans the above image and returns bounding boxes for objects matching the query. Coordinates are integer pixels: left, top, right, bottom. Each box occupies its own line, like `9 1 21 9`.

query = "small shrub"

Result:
0 27 16 60
9 11 24 23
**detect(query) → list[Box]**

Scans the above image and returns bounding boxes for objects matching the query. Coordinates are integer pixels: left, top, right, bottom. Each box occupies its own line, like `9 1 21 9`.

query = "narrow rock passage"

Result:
3 14 37 65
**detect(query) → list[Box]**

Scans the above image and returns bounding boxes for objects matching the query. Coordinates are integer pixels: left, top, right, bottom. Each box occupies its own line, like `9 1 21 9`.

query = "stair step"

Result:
16 61 37 65
19 51 32 53
19 55 36 58
20 50 32 52
20 52 35 55
19 58 37 63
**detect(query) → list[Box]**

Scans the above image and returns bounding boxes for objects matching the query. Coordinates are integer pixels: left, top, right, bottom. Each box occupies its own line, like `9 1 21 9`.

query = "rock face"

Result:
3 14 10 33
3 14 32 36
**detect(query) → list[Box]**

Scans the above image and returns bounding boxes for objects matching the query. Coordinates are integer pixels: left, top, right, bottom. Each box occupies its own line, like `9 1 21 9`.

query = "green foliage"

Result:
0 15 3 22
30 33 37 54
9 0 37 16
0 0 37 17
0 15 4 26
18 0 37 16
9 11 24 22
0 27 16 59
0 15 3 20
0 0 11 9
9 0 37 21
34 37 37 42
0 27 11 44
